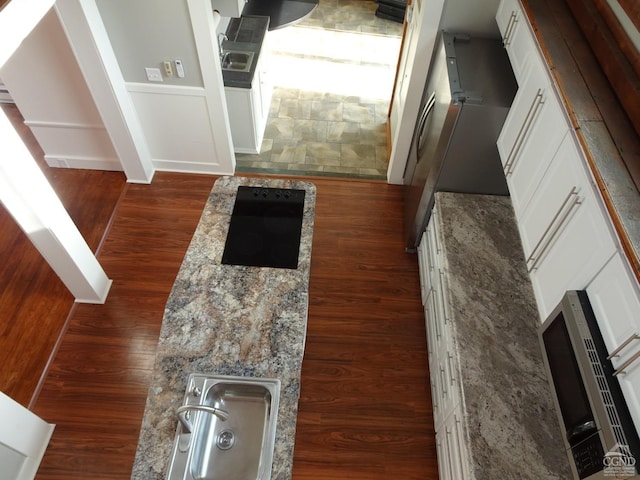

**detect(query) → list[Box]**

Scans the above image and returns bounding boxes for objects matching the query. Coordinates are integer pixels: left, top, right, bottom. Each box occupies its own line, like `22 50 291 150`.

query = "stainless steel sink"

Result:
166 374 281 480
221 51 254 72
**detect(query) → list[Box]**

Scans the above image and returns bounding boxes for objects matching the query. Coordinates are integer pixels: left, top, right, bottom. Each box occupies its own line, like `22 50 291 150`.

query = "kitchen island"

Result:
131 176 316 479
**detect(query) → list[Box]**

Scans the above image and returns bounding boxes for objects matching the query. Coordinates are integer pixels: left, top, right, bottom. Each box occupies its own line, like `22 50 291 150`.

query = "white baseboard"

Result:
152 158 234 175
44 154 123 171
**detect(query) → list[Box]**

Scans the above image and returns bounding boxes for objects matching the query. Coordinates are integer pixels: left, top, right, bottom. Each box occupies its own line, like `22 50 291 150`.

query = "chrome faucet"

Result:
218 33 228 59
176 405 229 433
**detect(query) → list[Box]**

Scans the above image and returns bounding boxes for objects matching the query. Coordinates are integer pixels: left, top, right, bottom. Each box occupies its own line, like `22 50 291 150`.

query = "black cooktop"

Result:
221 186 306 269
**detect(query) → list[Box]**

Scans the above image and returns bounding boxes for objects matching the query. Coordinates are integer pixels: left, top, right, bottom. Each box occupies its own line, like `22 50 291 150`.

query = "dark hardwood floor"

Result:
0 104 126 407
2 105 436 478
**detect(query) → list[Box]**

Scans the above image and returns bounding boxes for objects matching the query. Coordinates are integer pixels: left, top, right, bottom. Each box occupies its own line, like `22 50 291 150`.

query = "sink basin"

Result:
221 51 254 72
166 374 281 480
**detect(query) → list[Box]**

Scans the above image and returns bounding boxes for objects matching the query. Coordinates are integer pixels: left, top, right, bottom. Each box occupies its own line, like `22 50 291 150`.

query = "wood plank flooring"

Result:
1 107 435 477
0 104 126 407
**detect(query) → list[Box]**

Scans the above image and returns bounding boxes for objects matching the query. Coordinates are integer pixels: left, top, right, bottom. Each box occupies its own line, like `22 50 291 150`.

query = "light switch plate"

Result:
145 67 163 82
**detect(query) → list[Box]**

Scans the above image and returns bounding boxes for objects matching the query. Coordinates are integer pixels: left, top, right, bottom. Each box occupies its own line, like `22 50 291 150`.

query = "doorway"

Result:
234 0 403 179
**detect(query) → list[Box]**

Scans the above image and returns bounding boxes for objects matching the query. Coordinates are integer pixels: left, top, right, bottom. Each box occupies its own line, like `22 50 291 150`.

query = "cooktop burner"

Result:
221 186 306 269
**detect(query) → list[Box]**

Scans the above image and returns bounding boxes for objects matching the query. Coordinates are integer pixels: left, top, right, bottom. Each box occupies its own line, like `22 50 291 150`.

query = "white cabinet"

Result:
518 134 616 318
497 61 568 216
587 252 640 432
417 211 469 479
496 0 640 438
496 0 539 84
495 4 617 319
225 43 273 154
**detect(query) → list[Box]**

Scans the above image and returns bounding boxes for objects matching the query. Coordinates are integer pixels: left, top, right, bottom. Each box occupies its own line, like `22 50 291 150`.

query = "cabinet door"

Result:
436 430 453 480
587 252 640 432
442 410 470 480
417 232 431 305
522 135 617 318
499 65 569 216
225 87 258 153
496 0 538 83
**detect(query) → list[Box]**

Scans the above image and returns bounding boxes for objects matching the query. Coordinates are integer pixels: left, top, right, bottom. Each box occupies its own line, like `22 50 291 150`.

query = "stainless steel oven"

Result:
539 290 640 479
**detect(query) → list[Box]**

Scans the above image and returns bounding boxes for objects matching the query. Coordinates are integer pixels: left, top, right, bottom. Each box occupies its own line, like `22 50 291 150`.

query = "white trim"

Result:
44 154 123 171
152 159 227 174
125 82 207 97
24 120 106 130
187 0 236 175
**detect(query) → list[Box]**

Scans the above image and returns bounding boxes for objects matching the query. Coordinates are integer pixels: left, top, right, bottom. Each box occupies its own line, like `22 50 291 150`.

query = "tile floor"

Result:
235 0 403 179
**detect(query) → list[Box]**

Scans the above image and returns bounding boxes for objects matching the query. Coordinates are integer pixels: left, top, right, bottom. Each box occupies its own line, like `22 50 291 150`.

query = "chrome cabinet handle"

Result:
429 294 442 340
438 270 450 325
447 352 456 385
613 350 640 376
607 334 640 360
440 366 447 396
431 380 438 410
503 11 517 46
527 187 582 271
505 89 544 176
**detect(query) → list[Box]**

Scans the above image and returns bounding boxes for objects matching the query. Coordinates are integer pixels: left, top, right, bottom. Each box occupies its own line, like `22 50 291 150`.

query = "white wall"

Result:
1 8 121 171
93 0 234 174
95 0 203 87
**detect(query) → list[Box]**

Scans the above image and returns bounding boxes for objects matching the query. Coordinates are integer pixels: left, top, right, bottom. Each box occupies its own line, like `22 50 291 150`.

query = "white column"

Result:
54 0 155 184
0 107 113 303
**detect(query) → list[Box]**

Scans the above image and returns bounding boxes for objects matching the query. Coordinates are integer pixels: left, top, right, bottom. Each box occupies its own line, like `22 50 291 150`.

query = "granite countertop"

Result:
131 176 316 480
222 15 270 89
434 192 571 479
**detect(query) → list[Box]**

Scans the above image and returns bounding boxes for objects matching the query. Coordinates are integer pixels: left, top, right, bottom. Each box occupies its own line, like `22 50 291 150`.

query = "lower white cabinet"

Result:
587 252 640 432
224 44 273 154
418 208 468 479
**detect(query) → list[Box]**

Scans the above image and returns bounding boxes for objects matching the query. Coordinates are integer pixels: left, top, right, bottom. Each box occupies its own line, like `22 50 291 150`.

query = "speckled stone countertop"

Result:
434 192 571 479
131 176 316 479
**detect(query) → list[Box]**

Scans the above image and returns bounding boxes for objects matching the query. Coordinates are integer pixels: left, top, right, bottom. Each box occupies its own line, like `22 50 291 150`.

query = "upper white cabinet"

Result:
495 0 640 430
497 61 568 216
496 0 539 83
495 1 620 320
519 134 617 317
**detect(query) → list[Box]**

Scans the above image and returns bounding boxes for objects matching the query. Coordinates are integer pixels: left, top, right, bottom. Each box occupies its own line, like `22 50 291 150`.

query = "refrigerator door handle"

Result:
417 91 437 161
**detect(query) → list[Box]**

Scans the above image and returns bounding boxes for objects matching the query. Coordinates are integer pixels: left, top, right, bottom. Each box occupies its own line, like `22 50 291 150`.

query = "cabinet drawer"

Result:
587 252 640 431
496 0 538 83
522 135 616 317
499 71 568 216
519 135 603 263
436 408 470 480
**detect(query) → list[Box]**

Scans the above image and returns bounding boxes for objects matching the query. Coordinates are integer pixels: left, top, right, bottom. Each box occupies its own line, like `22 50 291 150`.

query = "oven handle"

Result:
567 420 597 445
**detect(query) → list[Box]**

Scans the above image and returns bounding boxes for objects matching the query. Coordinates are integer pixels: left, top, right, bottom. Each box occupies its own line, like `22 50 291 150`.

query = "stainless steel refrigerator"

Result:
403 31 517 250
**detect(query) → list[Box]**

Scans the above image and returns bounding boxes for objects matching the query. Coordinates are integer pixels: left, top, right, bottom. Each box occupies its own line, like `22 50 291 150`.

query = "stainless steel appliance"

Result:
403 31 517 249
539 290 640 479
